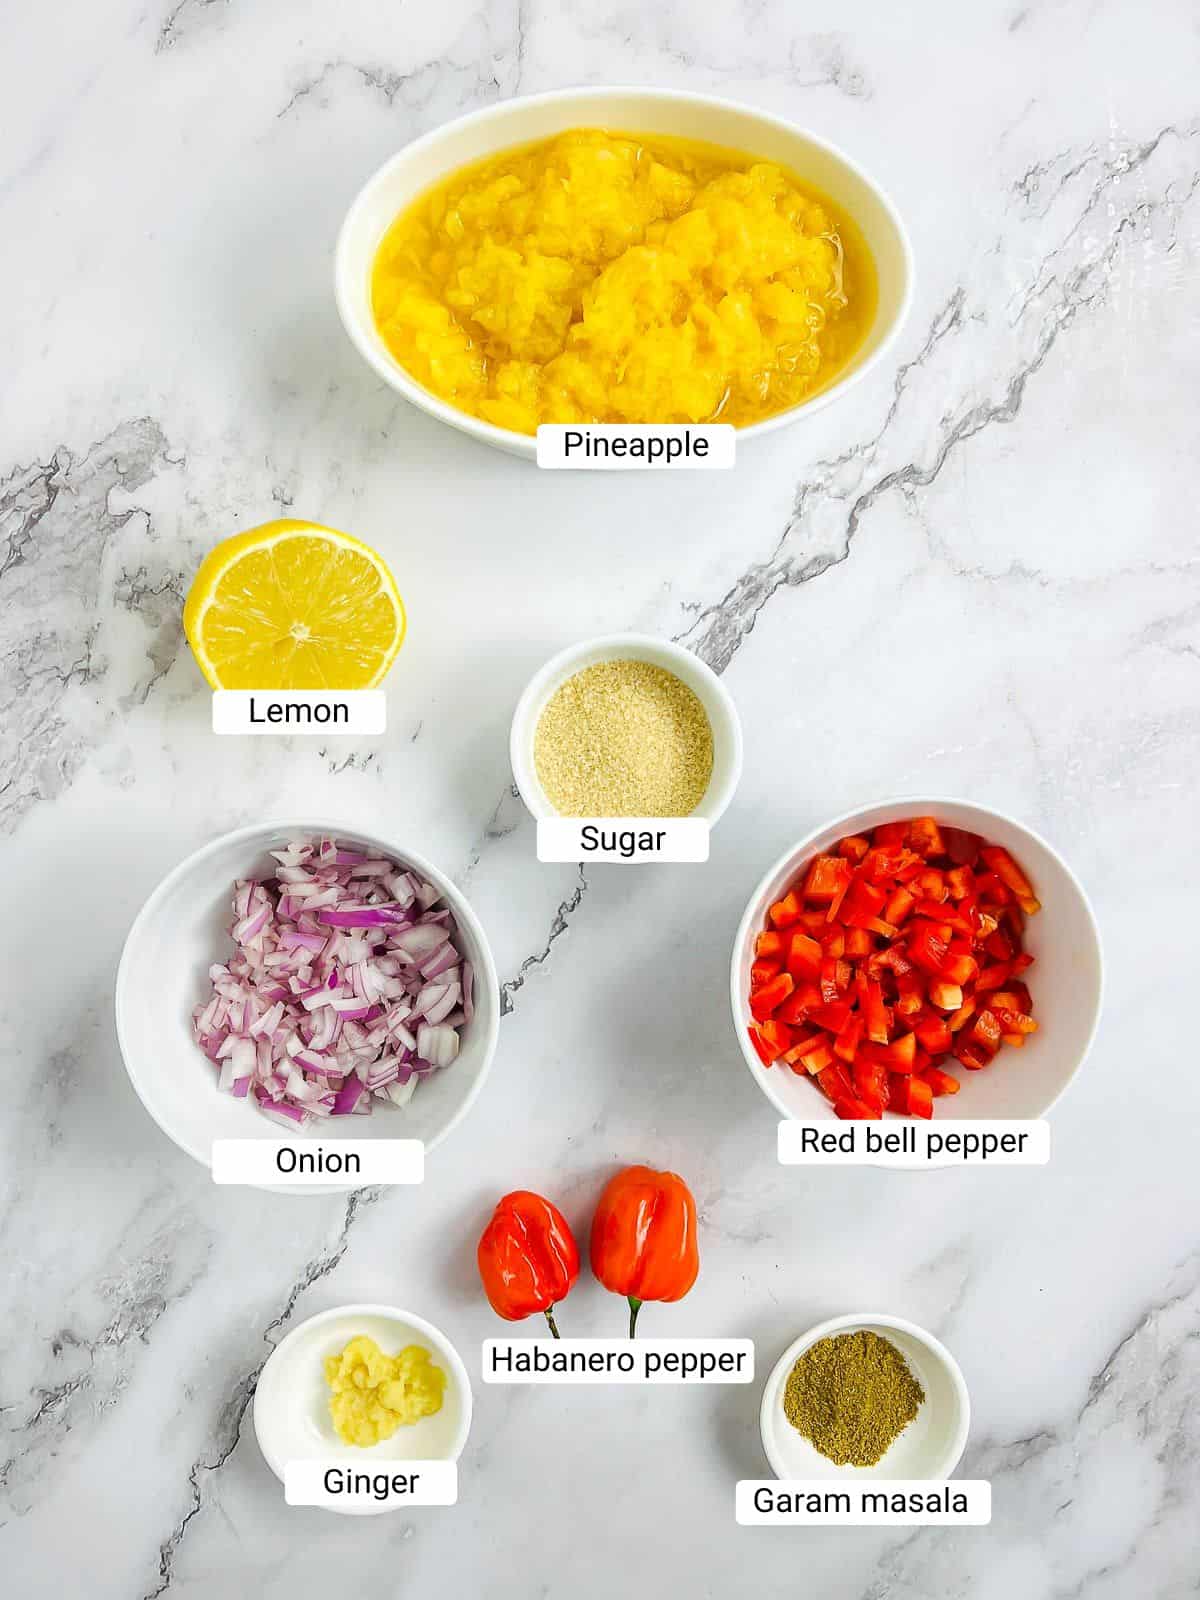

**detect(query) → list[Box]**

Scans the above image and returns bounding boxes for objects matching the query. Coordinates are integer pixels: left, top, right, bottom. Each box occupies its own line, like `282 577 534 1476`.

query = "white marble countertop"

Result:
3 2 1198 1595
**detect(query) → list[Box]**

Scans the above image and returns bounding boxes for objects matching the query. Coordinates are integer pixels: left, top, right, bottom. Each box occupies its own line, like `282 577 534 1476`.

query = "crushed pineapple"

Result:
371 129 875 434
324 1335 446 1448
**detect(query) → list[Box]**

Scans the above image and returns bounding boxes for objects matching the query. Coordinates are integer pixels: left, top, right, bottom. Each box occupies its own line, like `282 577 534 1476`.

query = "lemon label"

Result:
211 690 386 735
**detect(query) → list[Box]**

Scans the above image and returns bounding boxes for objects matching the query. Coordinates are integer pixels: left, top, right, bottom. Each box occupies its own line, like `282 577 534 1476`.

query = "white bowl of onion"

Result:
115 820 500 1193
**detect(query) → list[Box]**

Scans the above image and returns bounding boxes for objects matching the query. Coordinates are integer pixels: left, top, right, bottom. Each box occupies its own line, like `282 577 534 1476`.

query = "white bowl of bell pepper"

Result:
731 798 1103 1129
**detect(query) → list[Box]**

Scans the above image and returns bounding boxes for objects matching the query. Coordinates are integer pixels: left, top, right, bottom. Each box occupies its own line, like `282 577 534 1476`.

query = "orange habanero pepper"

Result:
589 1165 699 1337
477 1191 580 1338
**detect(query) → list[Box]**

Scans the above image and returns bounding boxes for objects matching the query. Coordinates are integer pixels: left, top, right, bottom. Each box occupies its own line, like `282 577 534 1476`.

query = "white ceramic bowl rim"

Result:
254 1301 474 1491
731 794 1105 1136
335 85 915 458
759 1311 970 1481
508 631 744 824
114 817 501 1179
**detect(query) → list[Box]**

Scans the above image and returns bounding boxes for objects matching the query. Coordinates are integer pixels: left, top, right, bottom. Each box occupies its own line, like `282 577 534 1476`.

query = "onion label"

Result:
777 1119 1050 1168
536 424 735 469
483 1338 754 1384
537 818 710 863
285 1460 457 1509
212 690 386 735
211 1137 423 1186
736 1480 991 1526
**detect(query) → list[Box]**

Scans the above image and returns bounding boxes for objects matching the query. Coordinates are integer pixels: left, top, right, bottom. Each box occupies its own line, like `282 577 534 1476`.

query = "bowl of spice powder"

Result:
760 1313 969 1480
510 634 742 824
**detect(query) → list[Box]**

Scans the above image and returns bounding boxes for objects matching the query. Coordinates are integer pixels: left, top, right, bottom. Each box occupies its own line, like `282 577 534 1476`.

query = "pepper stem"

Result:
628 1297 642 1339
544 1306 561 1339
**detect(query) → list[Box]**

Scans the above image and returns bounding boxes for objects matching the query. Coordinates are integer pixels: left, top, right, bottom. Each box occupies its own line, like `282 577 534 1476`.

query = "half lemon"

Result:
183 519 405 690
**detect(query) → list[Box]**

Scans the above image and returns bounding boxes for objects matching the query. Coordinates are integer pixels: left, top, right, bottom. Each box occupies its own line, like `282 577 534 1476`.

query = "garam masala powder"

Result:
782 1330 925 1467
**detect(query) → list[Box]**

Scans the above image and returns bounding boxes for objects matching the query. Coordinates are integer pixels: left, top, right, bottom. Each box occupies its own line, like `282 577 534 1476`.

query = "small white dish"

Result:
509 632 743 825
254 1303 473 1516
115 819 500 1193
760 1313 969 1482
731 797 1103 1131
335 86 914 460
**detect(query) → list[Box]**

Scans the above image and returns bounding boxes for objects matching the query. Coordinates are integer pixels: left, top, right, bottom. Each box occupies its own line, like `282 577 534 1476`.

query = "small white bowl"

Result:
335 86 914 460
115 819 500 1193
760 1313 969 1481
254 1303 473 1516
509 633 743 825
732 797 1103 1128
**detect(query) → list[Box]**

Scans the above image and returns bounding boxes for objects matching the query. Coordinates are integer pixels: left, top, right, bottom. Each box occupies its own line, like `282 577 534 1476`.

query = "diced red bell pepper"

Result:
834 1097 881 1121
815 1062 854 1104
974 871 1012 907
769 890 803 928
750 957 783 988
941 827 982 866
914 1014 953 1055
884 886 916 926
832 1013 863 1064
749 971 794 1019
872 821 907 847
908 816 946 859
890 1075 933 1118
804 854 849 904
940 951 978 987
992 1005 1038 1036
819 957 841 1005
844 926 873 959
810 999 853 1033
913 868 948 902
837 834 871 863
954 1039 989 1071
853 1058 890 1113
979 845 1041 915
748 1025 782 1066
755 930 785 960
928 980 964 1012
856 972 891 1044
886 1032 917 1072
971 1008 1002 1057
758 1018 794 1057
945 865 975 901
820 926 846 959
1001 1031 1026 1047
907 921 950 976
947 997 977 1032
974 961 1010 992
774 990 816 1026
786 931 823 979
797 1039 835 1075
923 1066 961 1097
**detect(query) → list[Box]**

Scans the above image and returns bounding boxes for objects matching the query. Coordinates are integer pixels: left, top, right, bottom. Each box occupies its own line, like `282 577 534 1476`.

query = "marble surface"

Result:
3 2 1198 1594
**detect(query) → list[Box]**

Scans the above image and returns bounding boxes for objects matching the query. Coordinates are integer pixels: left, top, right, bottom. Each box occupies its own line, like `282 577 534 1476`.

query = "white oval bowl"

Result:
760 1312 969 1481
336 86 914 460
115 819 500 1193
731 798 1103 1131
254 1303 473 1516
509 632 743 824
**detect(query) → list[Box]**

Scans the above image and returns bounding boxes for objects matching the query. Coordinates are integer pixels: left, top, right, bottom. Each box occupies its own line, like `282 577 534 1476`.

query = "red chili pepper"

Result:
477 1191 580 1338
590 1166 699 1338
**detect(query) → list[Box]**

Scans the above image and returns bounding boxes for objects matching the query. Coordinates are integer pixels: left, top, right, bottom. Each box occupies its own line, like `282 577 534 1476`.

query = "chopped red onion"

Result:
191 835 472 1128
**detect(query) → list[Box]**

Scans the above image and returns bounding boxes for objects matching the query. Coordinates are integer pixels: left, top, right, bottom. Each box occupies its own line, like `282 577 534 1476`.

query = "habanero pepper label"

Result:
777 1119 1050 1168
482 1338 754 1385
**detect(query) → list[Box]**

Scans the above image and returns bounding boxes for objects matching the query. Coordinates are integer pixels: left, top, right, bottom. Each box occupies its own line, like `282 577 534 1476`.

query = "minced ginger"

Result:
371 128 875 433
324 1335 445 1447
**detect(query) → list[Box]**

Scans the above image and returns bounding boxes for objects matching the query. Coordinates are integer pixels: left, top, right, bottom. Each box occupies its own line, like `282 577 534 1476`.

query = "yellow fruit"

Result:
183 519 405 690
